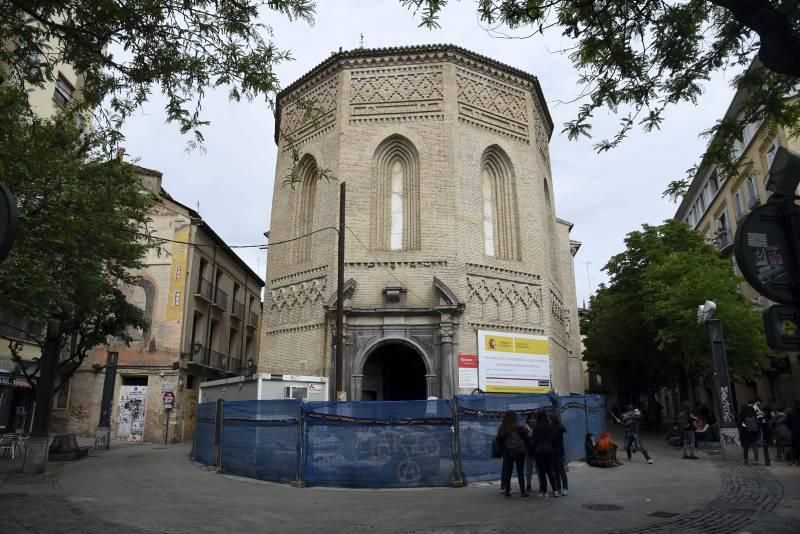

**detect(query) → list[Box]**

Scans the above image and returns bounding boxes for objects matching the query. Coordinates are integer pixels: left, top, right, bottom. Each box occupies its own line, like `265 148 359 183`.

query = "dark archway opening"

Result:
361 342 427 401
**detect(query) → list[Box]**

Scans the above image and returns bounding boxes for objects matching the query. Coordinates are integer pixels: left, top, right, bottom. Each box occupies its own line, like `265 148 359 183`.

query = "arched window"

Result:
294 155 318 263
371 135 420 251
544 179 560 284
481 146 520 260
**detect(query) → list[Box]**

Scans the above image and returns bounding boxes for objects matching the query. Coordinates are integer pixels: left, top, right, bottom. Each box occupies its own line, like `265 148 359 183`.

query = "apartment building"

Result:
674 91 800 412
48 166 264 443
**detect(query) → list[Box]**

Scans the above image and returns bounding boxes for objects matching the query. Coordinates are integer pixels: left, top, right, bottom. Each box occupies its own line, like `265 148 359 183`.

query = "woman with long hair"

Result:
531 411 560 497
496 410 529 498
551 413 569 495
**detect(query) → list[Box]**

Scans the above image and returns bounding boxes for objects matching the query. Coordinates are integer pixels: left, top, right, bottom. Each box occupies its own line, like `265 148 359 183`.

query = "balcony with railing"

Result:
194 278 213 302
210 350 226 370
232 300 245 320
182 344 209 366
715 229 733 252
213 288 228 311
228 356 242 375
247 311 259 329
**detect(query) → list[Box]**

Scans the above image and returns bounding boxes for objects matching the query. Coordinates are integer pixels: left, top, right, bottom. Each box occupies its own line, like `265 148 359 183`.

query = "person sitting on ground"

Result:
590 431 623 467
770 406 791 456
585 433 596 463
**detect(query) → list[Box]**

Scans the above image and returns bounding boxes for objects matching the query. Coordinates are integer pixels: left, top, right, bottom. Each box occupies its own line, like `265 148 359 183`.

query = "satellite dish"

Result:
0 183 18 263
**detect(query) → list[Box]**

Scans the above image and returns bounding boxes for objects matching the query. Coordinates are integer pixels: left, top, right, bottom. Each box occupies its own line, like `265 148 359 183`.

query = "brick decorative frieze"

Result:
270 265 329 287
456 67 529 143
280 75 337 151
264 322 325 336
345 260 448 269
350 64 445 124
550 288 570 341
267 276 328 326
467 321 545 335
532 95 551 170
466 275 543 325
466 263 542 283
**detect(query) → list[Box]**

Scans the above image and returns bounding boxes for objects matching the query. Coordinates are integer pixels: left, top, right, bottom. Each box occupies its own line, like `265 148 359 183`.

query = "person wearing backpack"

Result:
496 410 530 498
551 413 569 495
531 411 560 497
678 401 699 460
739 401 761 465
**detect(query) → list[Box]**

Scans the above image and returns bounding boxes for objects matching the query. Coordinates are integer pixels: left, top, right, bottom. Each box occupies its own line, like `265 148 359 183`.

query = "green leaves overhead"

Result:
403 0 800 196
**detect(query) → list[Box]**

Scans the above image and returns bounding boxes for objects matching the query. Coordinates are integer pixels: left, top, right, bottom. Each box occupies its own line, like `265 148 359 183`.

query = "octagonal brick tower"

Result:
261 45 583 400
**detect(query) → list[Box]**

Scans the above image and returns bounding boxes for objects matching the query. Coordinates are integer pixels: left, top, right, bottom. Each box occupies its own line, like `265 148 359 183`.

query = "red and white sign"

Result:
458 354 479 390
162 391 175 409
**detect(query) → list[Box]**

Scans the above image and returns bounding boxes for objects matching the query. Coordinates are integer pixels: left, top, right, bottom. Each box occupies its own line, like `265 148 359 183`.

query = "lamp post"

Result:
697 301 739 461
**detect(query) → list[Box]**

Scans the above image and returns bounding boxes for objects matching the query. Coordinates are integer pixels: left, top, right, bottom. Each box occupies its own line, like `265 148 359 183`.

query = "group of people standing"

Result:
494 410 568 498
737 398 800 465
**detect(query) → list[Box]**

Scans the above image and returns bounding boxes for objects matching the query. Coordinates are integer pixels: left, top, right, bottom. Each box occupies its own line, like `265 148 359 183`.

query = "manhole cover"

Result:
649 511 679 518
0 493 29 499
583 504 623 512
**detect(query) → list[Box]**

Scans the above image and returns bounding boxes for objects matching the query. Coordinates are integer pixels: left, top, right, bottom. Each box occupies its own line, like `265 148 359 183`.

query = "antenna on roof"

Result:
196 200 200 213
359 34 364 49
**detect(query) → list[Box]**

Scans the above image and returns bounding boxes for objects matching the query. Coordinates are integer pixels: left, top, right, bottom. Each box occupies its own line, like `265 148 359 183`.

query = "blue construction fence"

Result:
193 393 605 488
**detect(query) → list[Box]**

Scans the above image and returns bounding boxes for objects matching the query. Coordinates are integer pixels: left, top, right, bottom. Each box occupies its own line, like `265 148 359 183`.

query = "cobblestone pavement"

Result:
0 468 148 534
607 462 788 534
1 442 798 534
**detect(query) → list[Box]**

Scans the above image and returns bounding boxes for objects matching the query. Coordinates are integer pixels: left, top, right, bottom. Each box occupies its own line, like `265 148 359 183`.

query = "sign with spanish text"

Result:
477 330 551 393
457 353 478 390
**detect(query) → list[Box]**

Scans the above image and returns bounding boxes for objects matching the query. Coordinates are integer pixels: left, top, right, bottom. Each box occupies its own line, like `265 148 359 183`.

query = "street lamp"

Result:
246 358 255 377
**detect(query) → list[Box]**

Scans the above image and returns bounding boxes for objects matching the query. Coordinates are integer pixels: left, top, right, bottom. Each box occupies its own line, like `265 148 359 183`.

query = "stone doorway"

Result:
361 342 427 401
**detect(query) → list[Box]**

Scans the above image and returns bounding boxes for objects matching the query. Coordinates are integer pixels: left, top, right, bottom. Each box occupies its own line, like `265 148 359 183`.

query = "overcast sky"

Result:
119 0 744 305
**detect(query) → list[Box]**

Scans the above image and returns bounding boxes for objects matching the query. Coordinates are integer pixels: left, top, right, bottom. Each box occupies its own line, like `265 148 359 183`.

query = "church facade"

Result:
260 45 583 400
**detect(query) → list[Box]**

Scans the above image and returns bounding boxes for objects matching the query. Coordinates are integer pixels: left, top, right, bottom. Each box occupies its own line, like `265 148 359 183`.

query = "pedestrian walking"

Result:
551 413 569 496
739 401 761 465
623 407 654 464
523 413 536 494
531 411 559 497
496 410 529 498
678 401 698 460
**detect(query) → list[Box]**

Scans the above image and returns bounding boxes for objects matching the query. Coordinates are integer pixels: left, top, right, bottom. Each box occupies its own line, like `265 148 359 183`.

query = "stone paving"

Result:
0 438 797 533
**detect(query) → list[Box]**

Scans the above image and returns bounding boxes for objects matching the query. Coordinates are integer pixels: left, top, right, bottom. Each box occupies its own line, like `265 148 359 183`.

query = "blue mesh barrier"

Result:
221 400 301 483
586 395 606 438
559 395 589 462
194 402 216 465
302 400 455 488
455 393 557 483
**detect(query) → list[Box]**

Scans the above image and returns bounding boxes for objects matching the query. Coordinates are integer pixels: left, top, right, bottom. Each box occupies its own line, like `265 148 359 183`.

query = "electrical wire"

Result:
120 225 338 250
345 225 436 306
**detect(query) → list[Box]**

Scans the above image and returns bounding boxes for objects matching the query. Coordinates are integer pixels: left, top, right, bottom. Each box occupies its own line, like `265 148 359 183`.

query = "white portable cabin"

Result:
198 373 329 404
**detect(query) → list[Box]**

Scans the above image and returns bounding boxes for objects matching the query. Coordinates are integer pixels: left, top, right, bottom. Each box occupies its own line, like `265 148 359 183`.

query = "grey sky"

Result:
119 0 744 305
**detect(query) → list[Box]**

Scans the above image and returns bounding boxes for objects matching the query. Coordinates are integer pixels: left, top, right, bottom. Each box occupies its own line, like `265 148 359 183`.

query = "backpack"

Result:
491 436 503 458
744 416 759 432
505 430 527 457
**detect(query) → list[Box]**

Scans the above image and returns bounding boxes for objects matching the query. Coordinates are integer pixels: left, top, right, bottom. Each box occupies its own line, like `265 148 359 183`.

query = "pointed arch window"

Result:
481 147 520 260
372 135 420 251
294 155 318 263
544 179 560 284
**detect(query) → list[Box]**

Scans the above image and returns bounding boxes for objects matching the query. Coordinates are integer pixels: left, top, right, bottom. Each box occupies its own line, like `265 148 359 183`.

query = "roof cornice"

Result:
273 44 553 144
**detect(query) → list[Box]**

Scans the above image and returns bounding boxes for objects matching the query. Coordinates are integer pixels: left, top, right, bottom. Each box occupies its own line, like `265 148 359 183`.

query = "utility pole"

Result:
23 319 62 473
94 351 119 449
335 182 346 400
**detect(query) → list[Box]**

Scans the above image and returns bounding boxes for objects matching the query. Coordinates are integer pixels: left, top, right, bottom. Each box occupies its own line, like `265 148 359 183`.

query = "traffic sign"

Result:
763 305 800 351
734 202 800 305
163 391 175 410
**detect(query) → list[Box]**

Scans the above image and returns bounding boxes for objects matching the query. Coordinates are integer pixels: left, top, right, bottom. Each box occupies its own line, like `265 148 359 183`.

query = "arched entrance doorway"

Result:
361 342 427 401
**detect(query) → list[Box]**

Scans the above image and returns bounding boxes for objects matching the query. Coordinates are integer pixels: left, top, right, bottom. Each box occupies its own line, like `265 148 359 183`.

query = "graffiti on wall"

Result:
118 385 147 442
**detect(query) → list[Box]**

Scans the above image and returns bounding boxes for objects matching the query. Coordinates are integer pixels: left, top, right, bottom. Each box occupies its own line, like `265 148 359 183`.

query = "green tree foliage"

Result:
403 1 800 196
0 84 152 391
0 0 315 145
581 220 768 393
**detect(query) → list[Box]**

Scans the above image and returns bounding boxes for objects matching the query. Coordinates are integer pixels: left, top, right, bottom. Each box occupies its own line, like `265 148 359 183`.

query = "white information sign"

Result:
477 330 551 393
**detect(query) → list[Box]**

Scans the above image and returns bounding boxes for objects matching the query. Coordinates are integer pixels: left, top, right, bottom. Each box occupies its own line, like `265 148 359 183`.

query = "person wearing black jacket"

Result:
624 407 654 464
496 410 530 498
531 411 560 497
739 401 761 465
551 413 569 496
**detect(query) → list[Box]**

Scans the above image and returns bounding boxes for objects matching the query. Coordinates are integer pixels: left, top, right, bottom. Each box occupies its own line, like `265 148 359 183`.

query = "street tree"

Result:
403 1 800 197
1 0 315 146
582 220 768 403
0 84 152 395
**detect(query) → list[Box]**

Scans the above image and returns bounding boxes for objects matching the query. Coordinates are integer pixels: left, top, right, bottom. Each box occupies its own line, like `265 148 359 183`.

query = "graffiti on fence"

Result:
355 427 442 483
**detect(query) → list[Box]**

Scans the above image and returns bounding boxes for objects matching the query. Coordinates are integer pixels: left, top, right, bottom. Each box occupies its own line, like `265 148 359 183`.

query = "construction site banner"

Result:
477 330 551 393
